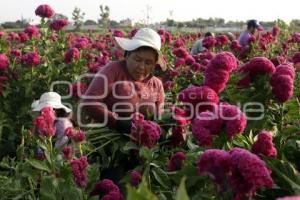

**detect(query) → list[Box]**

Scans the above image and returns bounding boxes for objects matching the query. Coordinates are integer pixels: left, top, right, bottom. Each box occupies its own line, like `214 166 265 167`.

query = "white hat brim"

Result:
115 37 167 71
32 102 72 113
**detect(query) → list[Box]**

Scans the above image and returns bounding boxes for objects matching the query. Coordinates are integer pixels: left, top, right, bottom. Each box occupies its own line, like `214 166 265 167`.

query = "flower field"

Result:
1 4 300 200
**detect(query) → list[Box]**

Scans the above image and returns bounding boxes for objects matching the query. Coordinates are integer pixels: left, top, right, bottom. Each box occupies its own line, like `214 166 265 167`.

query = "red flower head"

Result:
252 131 277 158
49 19 69 31
64 48 80 64
0 54 9 71
167 152 186 171
35 4 55 18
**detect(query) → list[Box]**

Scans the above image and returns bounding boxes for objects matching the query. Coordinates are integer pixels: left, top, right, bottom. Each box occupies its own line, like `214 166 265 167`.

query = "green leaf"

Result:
126 178 159 200
40 176 58 200
175 177 190 200
139 147 153 161
152 167 171 189
26 159 51 172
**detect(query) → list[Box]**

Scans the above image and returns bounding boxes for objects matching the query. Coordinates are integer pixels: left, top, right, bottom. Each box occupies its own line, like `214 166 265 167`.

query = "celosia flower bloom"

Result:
70 156 88 188
35 4 55 18
64 48 80 64
167 152 186 171
130 170 142 187
252 131 277 158
0 54 9 71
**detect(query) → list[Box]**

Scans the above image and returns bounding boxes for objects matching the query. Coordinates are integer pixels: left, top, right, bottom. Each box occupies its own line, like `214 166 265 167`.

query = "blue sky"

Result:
0 0 299 24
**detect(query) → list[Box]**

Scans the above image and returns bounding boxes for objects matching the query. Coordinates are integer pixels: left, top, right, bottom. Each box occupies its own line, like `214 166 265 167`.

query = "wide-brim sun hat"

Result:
114 28 167 71
31 92 72 113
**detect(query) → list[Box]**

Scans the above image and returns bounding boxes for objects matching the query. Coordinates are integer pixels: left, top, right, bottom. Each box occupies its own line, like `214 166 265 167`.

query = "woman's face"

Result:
126 49 157 81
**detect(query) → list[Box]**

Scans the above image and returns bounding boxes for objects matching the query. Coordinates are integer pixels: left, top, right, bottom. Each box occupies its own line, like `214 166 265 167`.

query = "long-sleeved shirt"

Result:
190 39 206 55
238 31 252 48
82 60 165 128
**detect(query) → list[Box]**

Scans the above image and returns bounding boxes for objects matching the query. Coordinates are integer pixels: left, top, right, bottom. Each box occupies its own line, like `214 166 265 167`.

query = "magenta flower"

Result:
70 156 88 188
130 170 142 187
202 36 217 49
130 113 161 149
24 25 40 38
49 19 69 31
178 86 219 114
277 196 300 200
219 104 247 139
229 148 273 199
197 149 231 190
62 146 73 159
21 52 40 66
35 4 55 18
90 179 120 197
72 130 86 143
33 107 56 137
167 152 186 171
64 48 80 64
0 54 9 71
252 131 277 158
172 48 189 58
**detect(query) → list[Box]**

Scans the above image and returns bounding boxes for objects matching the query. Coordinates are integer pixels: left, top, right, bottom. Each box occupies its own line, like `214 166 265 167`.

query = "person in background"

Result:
32 91 73 148
190 32 214 55
238 19 261 48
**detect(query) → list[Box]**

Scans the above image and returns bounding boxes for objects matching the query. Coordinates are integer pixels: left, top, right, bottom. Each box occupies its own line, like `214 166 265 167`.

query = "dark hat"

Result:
247 19 260 29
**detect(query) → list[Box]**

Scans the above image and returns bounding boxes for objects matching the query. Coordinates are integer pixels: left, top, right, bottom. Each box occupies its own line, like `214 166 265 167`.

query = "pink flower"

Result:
0 54 9 71
64 127 74 137
70 156 89 188
174 58 185 68
292 52 300 64
190 62 202 72
216 35 229 46
8 32 19 41
252 131 277 158
18 32 29 43
173 38 184 48
172 48 189 58
90 179 120 196
33 107 56 137
272 26 280 37
63 146 73 159
21 52 40 66
229 148 273 199
219 104 247 139
202 36 217 49
72 130 86 143
197 149 231 189
24 25 40 38
178 86 219 114
164 81 174 91
49 19 69 31
270 64 295 103
74 38 89 49
130 113 161 148
102 192 123 200
167 152 186 171
192 125 213 146
64 48 80 64
0 31 4 38
10 49 22 57
185 55 195 65
130 170 142 187
35 4 55 18
112 29 125 37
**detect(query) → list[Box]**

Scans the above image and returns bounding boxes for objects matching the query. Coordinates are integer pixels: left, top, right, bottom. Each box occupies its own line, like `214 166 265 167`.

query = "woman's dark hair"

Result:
124 46 159 62
55 108 70 118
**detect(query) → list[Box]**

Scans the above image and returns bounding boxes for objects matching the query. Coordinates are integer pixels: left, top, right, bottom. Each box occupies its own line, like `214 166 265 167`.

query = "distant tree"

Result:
84 19 97 26
1 19 29 29
72 7 85 31
52 13 68 20
110 20 119 28
98 5 110 28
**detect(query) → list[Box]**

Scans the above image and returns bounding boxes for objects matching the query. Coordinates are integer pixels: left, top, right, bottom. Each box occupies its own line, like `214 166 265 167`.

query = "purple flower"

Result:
64 48 80 64
90 179 120 196
70 156 89 188
35 4 55 18
49 19 69 31
252 131 277 158
167 152 186 171
130 170 142 187
0 54 9 71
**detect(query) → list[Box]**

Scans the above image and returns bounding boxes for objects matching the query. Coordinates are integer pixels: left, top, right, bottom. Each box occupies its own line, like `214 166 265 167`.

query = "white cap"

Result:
114 28 167 71
31 92 72 113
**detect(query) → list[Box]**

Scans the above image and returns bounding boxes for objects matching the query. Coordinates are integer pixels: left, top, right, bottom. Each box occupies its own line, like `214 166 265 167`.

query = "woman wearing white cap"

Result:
32 91 73 148
82 28 167 133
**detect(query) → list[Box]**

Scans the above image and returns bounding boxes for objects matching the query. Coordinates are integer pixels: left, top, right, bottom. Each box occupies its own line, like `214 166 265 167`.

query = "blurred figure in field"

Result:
190 32 214 55
238 19 262 48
